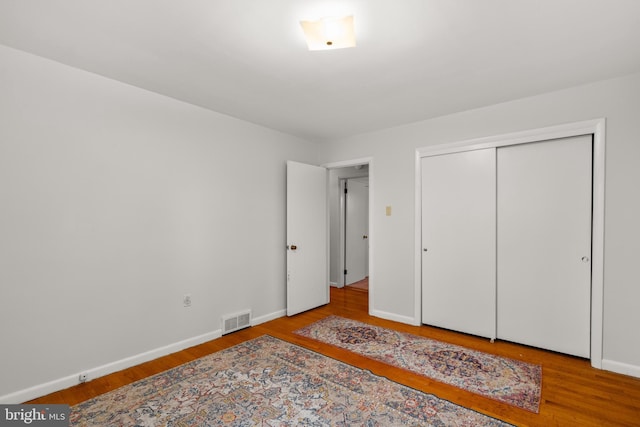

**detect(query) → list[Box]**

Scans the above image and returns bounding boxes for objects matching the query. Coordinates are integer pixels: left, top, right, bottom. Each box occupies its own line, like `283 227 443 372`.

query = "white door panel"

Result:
286 161 328 316
421 148 496 339
497 136 592 357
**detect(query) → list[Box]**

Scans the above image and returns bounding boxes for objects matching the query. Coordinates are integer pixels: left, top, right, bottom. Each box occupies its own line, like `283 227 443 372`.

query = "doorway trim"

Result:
323 157 374 315
415 118 605 369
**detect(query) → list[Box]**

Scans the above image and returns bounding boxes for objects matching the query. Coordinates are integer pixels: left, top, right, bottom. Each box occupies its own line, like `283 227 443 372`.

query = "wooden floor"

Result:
30 287 640 426
347 276 369 290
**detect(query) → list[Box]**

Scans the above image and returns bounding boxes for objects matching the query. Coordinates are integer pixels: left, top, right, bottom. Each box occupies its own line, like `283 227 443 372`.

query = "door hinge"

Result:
344 269 347 275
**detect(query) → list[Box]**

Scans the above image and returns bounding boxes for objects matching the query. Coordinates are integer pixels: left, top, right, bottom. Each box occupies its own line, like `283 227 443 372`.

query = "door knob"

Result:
363 235 368 239
582 256 589 263
290 245 298 250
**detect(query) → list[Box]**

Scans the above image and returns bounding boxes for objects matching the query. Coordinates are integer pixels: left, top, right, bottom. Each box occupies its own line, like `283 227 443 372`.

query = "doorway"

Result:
340 177 369 288
326 160 372 311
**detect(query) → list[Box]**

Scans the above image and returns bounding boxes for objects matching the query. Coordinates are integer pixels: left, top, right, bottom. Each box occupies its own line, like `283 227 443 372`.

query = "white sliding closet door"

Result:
421 149 496 339
497 136 592 358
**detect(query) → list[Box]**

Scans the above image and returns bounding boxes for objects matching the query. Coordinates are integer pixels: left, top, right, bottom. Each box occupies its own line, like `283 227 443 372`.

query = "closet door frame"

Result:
414 118 606 369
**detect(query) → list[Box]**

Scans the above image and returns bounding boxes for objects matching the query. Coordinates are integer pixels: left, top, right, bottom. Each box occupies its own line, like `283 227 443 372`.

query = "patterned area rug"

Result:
295 316 542 413
71 335 512 426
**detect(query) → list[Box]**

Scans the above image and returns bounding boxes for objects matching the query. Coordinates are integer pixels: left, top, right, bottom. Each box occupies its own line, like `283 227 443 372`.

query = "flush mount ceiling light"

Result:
300 15 356 51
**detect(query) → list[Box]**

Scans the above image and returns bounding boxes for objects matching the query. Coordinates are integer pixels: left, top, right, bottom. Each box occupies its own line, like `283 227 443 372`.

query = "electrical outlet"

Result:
79 373 88 383
183 294 191 307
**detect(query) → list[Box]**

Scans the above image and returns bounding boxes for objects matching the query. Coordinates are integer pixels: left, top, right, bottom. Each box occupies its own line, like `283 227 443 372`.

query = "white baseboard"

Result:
0 372 81 405
252 309 285 326
601 359 640 378
370 308 420 326
1 307 290 404
0 329 222 404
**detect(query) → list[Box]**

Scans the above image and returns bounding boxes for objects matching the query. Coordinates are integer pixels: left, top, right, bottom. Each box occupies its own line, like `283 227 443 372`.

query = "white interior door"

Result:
421 148 496 339
344 178 368 285
286 161 329 316
497 135 592 357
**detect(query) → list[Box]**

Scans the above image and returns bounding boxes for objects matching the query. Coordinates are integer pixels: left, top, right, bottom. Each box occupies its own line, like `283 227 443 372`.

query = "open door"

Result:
286 161 329 316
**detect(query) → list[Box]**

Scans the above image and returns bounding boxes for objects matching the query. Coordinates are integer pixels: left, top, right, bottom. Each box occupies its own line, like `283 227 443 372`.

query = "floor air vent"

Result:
222 310 252 335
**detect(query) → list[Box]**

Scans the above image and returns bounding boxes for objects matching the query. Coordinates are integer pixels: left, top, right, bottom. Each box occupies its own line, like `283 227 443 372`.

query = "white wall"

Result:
318 72 640 375
0 44 318 402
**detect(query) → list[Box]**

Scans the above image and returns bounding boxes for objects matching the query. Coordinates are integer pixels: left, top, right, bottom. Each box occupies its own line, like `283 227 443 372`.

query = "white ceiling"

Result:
1 1 639 142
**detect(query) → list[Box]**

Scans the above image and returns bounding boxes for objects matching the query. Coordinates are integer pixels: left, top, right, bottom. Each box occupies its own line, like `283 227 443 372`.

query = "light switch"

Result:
385 206 392 216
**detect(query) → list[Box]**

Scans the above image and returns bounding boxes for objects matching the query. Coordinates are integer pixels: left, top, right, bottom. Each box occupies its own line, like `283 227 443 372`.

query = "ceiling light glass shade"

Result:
300 16 356 51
